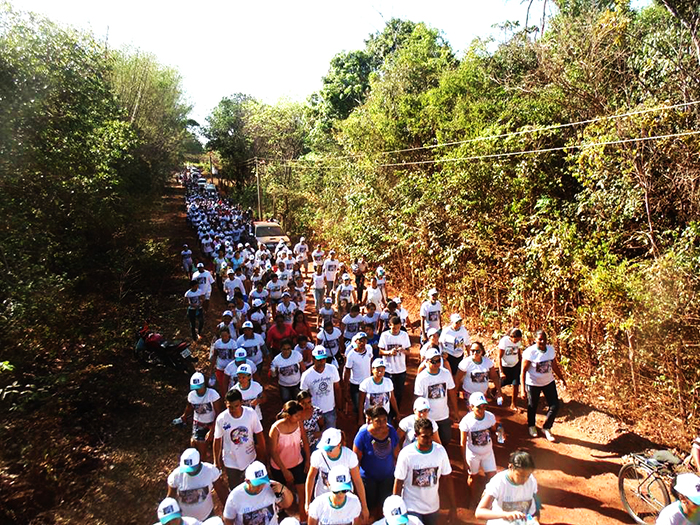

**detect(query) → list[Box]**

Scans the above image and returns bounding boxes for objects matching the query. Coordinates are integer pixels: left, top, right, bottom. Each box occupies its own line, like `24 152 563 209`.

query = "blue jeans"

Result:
409 511 439 525
314 288 324 311
322 408 337 430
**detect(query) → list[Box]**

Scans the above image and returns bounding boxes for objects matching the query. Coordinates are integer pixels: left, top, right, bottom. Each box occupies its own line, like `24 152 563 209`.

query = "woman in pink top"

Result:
269 400 311 521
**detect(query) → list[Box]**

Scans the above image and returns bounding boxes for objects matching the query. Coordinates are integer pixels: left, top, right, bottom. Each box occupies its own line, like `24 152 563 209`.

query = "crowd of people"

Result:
154 168 700 525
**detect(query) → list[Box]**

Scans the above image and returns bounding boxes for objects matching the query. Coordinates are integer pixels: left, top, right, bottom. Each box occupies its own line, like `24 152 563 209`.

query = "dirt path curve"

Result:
78 182 637 525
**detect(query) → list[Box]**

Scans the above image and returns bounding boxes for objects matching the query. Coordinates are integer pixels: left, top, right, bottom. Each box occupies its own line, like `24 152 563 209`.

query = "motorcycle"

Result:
134 324 196 374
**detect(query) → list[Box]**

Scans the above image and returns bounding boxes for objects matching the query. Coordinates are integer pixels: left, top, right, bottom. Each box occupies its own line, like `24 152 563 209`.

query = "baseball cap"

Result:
237 243 243 248
329 249 336 254
197 262 204 268
324 297 332 304
242 320 254 329
328 465 352 492
245 460 270 486
300 236 305 241
352 332 367 342
179 448 200 473
282 291 291 297
372 358 387 369
450 313 463 323
469 391 488 407
236 363 252 375
252 298 264 307
674 473 700 504
413 397 431 412
157 497 182 524
312 346 328 360
428 288 438 296
425 348 441 360
382 495 409 525
234 348 247 361
190 372 205 390
319 428 342 451
183 243 188 248
377 266 385 275
342 273 350 280
279 519 301 525
427 327 439 337
222 310 233 318
394 297 402 304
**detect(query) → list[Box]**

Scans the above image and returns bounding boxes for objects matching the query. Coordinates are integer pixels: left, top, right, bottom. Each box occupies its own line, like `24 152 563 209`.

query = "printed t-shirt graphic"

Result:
427 383 446 399
412 467 439 488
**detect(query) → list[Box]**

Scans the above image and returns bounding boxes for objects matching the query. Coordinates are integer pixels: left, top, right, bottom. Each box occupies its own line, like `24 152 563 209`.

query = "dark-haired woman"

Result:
520 331 567 443
269 400 311 522
475 449 540 523
298 390 325 452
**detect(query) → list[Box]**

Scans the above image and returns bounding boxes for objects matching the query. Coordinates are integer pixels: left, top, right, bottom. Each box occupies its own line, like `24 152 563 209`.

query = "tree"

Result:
656 0 700 66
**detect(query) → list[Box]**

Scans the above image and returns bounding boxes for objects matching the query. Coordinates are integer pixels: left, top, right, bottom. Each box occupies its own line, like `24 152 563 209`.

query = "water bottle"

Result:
172 417 184 426
497 396 503 406
496 424 505 444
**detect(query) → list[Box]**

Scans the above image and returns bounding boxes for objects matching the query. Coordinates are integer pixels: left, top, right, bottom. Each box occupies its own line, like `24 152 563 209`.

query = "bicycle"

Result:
618 449 693 524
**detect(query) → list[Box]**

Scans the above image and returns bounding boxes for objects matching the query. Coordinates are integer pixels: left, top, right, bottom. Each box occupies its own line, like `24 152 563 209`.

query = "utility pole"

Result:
255 157 263 221
209 152 213 181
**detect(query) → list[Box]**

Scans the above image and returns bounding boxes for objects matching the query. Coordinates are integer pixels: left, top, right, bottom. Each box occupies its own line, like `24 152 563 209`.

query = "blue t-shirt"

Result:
353 425 399 481
367 334 381 360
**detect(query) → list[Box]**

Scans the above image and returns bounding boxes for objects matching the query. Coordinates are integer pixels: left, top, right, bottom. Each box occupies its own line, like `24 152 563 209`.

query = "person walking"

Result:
300 346 343 429
439 313 470 377
498 328 523 411
173 372 222 462
520 331 567 442
378 317 411 412
308 465 363 525
413 348 458 446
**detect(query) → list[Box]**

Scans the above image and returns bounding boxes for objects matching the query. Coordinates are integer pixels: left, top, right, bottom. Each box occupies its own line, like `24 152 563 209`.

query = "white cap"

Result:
190 372 205 390
352 332 367 342
372 358 387 369
179 448 200 473
342 273 350 280
222 310 233 317
469 391 488 407
312 346 328 360
425 348 441 360
234 348 247 360
242 320 254 329
196 262 204 268
382 495 409 525
279 519 301 525
324 297 332 303
282 291 291 297
157 497 182 524
300 236 305 241
413 397 431 412
319 427 342 451
329 249 336 254
450 313 463 323
328 465 352 492
236 364 252 375
427 327 439 337
674 473 700 504
394 297 402 304
428 288 438 296
244 460 269 486
377 266 385 275
252 298 264 307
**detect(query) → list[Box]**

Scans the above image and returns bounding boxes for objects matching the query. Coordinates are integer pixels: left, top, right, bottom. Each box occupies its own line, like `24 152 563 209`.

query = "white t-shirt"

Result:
344 348 372 385
319 307 335 325
365 287 384 309
310 447 359 498
419 300 442 330
224 359 258 385
398 415 439 449
378 330 411 374
277 301 297 323
185 289 205 309
459 411 497 455
308 492 362 524
266 279 283 300
167 463 221 521
323 259 340 282
523 344 556 387
395 443 452 515
458 356 495 395
482 470 537 522
270 351 304 386
318 327 343 357
224 277 245 302
341 313 363 339
656 502 695 525
233 380 264 421
300 365 340 413
236 334 266 365
188 388 221 424
439 326 470 358
193 270 214 294
223 482 280 524
359 376 394 412
211 338 237 371
312 249 325 266
336 284 355 303
313 274 326 290
413 368 454 422
498 335 521 368
363 311 380 331
372 517 423 525
214 407 263 469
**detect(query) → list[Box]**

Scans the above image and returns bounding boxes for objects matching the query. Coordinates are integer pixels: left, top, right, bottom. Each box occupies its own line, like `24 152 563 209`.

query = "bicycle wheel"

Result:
618 462 671 524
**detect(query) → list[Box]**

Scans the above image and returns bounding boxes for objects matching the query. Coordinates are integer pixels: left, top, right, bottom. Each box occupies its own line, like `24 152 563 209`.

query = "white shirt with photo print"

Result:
359 376 394 412
459 411 496 455
457 356 495 395
214 407 262 470
394 443 452 515
309 446 359 498
413 368 454 422
308 492 362 524
378 330 411 374
270 350 304 387
167 462 221 521
223 481 281 524
498 335 521 368
232 380 264 421
523 344 556 387
482 470 538 523
420 300 442 330
187 388 220 425
439 325 470 358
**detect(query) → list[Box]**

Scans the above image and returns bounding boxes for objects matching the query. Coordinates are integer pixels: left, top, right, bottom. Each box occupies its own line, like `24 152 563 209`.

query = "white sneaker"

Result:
528 426 537 437
543 428 556 442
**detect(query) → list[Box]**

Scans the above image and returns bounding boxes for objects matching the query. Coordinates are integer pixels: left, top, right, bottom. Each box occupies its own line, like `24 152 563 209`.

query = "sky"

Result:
12 0 651 127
